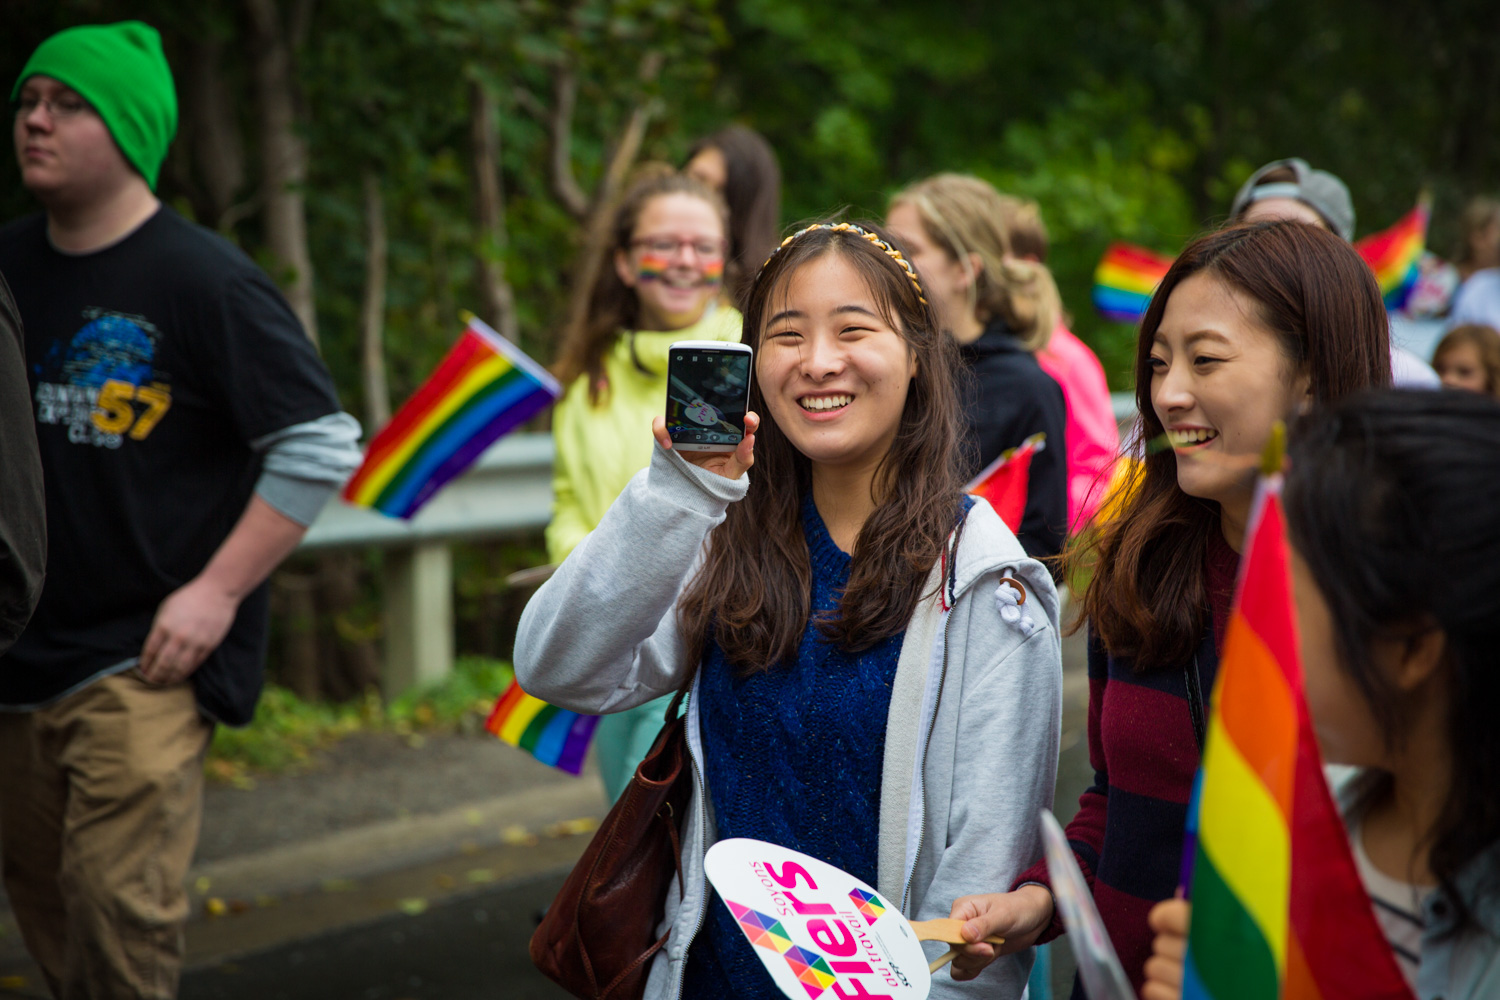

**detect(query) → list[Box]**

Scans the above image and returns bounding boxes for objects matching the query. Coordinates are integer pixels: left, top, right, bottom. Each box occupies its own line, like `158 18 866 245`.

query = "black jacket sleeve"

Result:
1013 372 1067 562
964 349 1068 563
0 272 45 655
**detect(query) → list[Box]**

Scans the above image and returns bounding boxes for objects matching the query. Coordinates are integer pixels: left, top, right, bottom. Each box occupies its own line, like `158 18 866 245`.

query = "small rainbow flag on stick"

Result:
485 679 599 775
1182 464 1413 1000
1092 242 1174 324
1354 199 1430 312
342 316 562 519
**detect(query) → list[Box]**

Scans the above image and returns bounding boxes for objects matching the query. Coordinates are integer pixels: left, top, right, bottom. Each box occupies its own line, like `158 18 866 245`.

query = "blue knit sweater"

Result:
681 493 906 998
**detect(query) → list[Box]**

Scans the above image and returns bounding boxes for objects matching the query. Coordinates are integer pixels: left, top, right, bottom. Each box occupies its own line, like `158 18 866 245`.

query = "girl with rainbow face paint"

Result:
547 171 740 805
614 188 726 332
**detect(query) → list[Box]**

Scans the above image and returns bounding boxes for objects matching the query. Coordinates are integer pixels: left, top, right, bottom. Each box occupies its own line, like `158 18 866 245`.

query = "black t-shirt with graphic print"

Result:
0 207 341 724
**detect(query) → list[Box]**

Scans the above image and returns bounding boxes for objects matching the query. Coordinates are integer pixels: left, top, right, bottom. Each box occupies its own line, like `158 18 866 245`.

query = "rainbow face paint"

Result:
637 252 672 282
635 252 723 287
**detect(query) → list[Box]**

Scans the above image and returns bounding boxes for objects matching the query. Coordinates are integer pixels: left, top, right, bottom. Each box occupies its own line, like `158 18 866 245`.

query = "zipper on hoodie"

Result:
901 605 955 915
672 693 709 1000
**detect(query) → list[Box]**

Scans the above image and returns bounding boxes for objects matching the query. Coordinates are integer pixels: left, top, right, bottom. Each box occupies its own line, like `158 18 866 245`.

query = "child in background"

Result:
887 174 1069 559
1432 323 1500 397
996 193 1122 532
517 221 1062 998
548 171 741 802
1142 389 1500 1000
684 125 781 307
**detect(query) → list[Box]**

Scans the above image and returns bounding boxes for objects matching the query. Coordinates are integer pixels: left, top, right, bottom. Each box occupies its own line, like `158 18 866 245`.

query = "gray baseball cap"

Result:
1229 158 1355 242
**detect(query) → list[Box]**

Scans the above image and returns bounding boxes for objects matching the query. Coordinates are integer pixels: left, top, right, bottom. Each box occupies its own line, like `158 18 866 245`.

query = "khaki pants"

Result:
0 671 213 999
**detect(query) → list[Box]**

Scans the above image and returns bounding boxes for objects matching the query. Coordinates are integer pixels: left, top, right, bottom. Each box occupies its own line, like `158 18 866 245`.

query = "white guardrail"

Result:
303 390 1148 695
298 433 555 694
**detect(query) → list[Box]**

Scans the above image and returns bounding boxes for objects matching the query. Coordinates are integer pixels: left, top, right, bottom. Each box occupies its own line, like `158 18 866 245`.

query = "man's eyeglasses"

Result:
630 237 726 261
13 94 93 120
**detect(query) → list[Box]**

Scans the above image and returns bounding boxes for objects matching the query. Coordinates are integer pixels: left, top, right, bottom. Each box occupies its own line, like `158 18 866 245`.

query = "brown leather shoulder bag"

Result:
530 688 694 999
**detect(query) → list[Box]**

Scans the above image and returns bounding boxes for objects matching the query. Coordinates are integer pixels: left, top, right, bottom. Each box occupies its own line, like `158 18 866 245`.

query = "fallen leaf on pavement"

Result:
545 817 600 838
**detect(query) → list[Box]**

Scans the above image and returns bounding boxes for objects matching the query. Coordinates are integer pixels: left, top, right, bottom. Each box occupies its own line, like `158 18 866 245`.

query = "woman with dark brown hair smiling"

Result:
516 221 1063 998
943 219 1393 995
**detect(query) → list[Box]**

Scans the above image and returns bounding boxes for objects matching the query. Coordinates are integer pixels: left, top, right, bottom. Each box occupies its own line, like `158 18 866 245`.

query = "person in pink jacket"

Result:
998 195 1121 532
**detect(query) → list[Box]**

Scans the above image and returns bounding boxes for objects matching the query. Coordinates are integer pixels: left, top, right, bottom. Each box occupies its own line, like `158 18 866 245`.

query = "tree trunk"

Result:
468 80 520 343
184 36 247 231
315 552 381 702
245 0 318 344
557 52 663 353
273 570 321 701
359 170 391 428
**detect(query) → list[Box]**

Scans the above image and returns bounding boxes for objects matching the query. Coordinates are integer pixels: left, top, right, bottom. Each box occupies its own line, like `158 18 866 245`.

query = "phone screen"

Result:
666 349 752 448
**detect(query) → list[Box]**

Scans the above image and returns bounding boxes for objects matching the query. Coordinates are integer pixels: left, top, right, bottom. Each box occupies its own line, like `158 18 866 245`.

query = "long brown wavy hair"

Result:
677 223 968 674
686 124 781 307
552 170 729 404
1074 220 1391 671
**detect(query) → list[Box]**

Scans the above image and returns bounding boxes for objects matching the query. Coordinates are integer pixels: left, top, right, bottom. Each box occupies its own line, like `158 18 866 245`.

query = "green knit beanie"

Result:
12 22 178 190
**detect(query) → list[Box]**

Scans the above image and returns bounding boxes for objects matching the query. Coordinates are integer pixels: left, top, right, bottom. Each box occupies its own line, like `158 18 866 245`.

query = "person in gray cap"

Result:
1229 157 1357 241
1229 157 1440 387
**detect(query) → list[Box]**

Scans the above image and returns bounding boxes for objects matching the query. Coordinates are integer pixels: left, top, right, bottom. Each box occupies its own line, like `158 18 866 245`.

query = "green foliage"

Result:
207 656 515 785
3 0 1496 396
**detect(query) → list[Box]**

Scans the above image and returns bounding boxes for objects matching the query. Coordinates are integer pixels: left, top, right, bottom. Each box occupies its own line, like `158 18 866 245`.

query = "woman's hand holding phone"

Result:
653 412 757 480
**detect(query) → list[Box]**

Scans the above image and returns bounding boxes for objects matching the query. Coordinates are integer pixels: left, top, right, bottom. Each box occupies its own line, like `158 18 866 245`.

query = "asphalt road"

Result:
182 872 572 1000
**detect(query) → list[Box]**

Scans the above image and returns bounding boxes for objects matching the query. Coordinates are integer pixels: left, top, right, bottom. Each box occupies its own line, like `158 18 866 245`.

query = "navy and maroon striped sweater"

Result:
1016 530 1239 996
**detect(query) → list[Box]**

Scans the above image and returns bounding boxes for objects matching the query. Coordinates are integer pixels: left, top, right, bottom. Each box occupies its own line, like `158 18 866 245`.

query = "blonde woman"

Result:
888 174 1068 558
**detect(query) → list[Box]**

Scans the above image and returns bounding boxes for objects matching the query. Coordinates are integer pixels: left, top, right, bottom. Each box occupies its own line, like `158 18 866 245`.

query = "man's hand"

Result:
138 576 239 685
136 494 311 685
946 883 1055 982
1141 898 1191 1000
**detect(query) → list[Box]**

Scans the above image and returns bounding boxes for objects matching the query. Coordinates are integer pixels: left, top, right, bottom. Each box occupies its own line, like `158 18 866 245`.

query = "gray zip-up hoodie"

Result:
515 446 1063 999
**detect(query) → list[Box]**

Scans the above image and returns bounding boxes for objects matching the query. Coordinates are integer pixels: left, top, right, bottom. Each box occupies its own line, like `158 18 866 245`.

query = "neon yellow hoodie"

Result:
546 306 743 562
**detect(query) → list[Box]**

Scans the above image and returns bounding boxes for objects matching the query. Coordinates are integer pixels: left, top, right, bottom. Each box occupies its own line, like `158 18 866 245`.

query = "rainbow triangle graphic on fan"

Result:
728 900 795 952
783 944 839 998
727 900 839 998
848 888 886 924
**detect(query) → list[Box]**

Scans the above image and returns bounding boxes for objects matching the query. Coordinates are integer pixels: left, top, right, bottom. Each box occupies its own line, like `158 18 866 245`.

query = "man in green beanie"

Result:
0 22 361 999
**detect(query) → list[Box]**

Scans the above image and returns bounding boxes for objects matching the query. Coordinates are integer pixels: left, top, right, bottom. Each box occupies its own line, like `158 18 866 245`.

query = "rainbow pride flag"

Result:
342 316 562 519
1354 200 1430 312
484 679 599 775
1182 476 1412 1000
1092 242 1174 324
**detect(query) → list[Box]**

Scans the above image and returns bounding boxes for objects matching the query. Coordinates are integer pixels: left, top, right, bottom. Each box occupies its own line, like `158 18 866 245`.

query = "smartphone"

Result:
665 341 753 453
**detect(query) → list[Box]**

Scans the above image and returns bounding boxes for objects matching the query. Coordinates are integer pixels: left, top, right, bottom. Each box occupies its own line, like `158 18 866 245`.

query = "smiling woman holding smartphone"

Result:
516 221 1063 999
548 170 742 802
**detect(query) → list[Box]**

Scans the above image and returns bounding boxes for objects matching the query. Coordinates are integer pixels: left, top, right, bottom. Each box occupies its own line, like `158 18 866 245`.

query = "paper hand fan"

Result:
704 838 1004 1000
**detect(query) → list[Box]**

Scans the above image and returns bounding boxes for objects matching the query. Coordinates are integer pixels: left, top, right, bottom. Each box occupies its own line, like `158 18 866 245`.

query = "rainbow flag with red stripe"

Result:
1182 476 1413 1000
484 679 598 775
342 316 561 519
1354 200 1429 312
1092 242 1174 324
